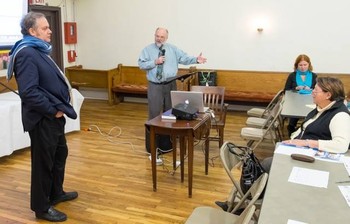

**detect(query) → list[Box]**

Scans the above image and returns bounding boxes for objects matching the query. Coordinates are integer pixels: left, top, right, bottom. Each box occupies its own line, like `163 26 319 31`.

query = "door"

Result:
29 5 64 70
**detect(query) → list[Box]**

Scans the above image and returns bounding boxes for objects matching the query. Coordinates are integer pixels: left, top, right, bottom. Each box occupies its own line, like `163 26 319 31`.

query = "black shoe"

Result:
215 201 228 211
51 191 78 205
35 206 67 222
233 208 245 215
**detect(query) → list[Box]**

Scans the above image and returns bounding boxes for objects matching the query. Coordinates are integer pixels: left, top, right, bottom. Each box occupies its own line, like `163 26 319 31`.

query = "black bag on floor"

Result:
227 142 265 195
145 128 172 153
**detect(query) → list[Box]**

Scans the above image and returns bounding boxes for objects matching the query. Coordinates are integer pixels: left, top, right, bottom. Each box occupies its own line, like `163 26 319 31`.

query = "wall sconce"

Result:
252 17 269 33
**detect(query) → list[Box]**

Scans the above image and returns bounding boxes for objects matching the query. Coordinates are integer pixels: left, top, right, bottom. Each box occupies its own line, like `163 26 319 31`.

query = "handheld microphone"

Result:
161 49 166 56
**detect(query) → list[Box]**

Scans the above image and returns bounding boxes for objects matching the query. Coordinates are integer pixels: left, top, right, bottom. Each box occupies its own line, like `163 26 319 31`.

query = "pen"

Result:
335 180 350 184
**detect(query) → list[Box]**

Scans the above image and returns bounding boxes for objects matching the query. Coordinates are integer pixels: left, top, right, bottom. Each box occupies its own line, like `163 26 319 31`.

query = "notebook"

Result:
170 91 208 113
161 109 176 120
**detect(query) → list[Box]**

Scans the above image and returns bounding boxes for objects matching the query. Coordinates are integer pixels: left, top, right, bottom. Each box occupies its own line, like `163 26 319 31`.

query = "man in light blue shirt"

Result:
138 27 207 120
139 27 206 153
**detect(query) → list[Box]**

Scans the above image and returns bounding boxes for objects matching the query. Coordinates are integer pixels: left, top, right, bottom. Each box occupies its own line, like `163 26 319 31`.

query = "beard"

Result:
155 42 164 48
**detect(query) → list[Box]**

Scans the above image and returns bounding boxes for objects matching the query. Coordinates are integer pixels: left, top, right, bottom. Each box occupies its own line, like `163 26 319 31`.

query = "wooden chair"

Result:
191 86 228 148
185 205 256 224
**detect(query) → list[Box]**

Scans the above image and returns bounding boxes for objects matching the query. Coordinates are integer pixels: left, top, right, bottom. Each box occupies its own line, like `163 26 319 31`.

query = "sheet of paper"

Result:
338 185 350 207
288 167 329 188
340 156 350 176
274 143 316 157
287 220 308 224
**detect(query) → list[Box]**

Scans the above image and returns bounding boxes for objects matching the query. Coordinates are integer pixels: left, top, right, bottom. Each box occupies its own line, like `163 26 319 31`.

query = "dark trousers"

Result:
287 117 299 137
28 117 68 212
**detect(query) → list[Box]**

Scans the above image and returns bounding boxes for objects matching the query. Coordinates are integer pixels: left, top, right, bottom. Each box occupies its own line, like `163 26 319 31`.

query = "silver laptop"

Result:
171 91 208 113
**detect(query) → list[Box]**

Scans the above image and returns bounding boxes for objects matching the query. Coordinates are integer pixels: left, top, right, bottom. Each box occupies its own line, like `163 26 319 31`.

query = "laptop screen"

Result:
171 91 207 113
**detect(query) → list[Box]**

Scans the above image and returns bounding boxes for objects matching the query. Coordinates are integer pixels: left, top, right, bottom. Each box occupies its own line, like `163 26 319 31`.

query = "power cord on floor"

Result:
84 124 149 156
84 124 180 175
199 136 220 167
158 153 183 176
152 141 183 175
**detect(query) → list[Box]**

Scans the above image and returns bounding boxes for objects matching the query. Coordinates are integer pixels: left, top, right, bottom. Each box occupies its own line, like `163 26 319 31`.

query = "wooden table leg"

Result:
188 132 194 198
179 136 185 182
205 126 210 175
149 127 157 192
172 135 177 170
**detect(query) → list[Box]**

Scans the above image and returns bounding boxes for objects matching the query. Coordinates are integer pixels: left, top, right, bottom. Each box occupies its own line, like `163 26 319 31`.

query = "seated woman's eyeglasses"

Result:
312 90 324 94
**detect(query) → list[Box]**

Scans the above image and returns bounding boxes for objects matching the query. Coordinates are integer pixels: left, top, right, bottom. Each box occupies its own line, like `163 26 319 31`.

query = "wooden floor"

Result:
0 99 276 224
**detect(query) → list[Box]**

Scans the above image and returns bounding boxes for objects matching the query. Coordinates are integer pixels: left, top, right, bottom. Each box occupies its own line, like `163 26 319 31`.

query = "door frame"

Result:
29 5 64 70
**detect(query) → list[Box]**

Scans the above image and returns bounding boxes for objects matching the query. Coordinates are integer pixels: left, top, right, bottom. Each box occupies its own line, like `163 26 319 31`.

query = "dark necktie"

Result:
156 46 164 80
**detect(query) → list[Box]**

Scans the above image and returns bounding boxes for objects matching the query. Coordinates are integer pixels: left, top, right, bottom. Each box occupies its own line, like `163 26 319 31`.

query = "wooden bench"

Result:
65 65 117 104
112 65 350 105
64 64 350 105
194 69 350 104
192 69 287 104
111 64 148 103
112 64 196 103
199 69 287 104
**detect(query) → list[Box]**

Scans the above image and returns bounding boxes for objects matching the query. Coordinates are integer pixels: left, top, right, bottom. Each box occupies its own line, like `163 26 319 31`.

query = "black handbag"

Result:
198 71 217 86
227 143 265 195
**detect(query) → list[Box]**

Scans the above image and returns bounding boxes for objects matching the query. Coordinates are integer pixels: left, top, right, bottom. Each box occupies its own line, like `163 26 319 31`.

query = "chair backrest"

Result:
220 142 245 198
241 101 283 151
247 101 281 148
231 173 269 214
234 205 256 224
262 98 283 129
191 85 226 120
261 89 284 118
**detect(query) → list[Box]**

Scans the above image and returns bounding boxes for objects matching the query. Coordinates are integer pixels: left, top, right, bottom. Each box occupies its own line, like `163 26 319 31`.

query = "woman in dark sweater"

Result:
284 54 317 136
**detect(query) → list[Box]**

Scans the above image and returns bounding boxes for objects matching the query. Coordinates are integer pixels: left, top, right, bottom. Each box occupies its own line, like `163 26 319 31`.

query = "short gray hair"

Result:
20 12 46 36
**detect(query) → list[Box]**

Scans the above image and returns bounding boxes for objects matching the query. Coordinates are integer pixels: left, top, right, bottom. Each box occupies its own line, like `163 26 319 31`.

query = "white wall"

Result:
49 0 350 74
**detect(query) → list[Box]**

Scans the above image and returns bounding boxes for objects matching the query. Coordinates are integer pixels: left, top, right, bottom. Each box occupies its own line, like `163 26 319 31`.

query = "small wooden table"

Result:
145 113 210 197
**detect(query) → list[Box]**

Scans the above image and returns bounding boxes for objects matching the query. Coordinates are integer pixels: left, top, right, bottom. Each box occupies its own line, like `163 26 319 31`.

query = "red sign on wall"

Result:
29 0 46 5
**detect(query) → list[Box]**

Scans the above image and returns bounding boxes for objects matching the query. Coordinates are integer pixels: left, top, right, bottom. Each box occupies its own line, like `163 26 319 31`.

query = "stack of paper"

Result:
161 109 176 120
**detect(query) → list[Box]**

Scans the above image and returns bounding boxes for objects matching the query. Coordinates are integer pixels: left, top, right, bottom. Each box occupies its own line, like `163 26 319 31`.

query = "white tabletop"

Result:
0 89 84 157
281 90 315 118
258 149 350 224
